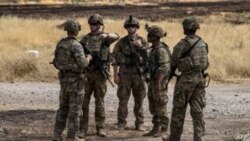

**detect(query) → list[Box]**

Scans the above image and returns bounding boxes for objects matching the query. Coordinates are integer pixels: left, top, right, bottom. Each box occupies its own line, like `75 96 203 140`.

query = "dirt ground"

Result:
0 80 250 141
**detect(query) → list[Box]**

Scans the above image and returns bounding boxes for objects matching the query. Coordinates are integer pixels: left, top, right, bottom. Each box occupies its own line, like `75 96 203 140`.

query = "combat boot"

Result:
52 132 63 141
97 128 106 137
143 123 160 137
77 129 87 139
135 124 146 131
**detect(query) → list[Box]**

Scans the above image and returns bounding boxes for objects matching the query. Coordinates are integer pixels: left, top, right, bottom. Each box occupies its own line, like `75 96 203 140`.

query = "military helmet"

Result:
146 24 166 38
88 14 104 25
182 17 200 30
124 15 140 28
64 19 81 33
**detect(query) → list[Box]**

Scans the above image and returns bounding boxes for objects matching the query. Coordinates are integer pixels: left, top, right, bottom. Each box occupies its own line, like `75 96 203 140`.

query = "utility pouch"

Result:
100 44 109 61
107 52 113 63
178 57 193 72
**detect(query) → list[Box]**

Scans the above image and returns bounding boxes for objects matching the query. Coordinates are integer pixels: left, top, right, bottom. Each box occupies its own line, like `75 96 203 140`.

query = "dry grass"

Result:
0 15 249 82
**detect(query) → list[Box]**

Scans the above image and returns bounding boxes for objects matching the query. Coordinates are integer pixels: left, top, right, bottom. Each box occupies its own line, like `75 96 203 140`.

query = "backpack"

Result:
52 38 77 71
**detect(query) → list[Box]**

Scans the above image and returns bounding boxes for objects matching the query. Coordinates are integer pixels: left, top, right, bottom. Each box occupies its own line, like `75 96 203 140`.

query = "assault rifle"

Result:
127 37 149 85
82 44 115 87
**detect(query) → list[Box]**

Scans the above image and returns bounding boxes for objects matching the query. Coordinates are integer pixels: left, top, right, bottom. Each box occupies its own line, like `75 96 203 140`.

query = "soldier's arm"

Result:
101 32 120 46
171 39 188 72
155 48 170 78
72 43 90 68
135 37 149 65
80 35 90 54
112 40 122 84
154 47 170 95
112 40 123 66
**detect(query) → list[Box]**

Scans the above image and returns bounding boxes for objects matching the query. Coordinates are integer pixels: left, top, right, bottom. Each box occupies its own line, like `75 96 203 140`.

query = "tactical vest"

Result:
52 38 80 72
83 33 111 63
149 42 171 79
119 36 144 66
178 36 208 72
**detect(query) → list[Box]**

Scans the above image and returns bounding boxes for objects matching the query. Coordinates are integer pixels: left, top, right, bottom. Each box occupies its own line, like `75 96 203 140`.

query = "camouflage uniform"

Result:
52 20 90 141
113 34 148 129
167 17 208 141
143 25 170 137
148 42 170 130
79 15 118 133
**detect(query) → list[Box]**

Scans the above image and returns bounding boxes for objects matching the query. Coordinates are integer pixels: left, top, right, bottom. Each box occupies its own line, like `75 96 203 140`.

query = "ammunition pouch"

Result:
100 44 110 62
177 57 193 73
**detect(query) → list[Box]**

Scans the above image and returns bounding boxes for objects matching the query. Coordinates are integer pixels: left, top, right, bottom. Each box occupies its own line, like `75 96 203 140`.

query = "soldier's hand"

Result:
139 56 144 64
86 54 92 61
131 39 143 48
98 33 108 40
114 74 120 85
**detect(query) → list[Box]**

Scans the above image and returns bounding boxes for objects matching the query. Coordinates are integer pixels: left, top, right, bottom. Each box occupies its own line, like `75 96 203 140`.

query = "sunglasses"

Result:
89 23 99 26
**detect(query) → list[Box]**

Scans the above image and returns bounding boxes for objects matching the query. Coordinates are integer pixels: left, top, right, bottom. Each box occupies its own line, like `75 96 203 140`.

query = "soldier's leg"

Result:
158 83 169 131
53 88 69 140
189 85 206 141
169 79 189 141
93 76 107 130
157 93 169 131
143 83 161 137
67 91 84 139
147 84 156 123
80 76 94 132
131 75 146 128
117 73 132 128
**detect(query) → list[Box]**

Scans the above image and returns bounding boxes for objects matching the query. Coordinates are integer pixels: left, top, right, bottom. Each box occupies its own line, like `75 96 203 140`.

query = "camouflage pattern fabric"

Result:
168 35 208 141
112 35 148 127
53 37 89 140
148 42 171 130
79 32 117 131
117 72 146 126
80 69 107 130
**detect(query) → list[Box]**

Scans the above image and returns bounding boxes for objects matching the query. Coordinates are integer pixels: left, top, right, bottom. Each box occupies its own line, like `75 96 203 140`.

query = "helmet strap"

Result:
101 25 105 32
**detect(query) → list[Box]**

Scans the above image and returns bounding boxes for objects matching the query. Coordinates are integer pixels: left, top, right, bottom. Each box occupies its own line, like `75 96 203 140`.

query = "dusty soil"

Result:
0 1 250 20
0 81 250 141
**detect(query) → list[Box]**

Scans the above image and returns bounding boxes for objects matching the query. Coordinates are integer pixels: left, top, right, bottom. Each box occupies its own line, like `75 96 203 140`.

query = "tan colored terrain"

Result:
0 81 250 141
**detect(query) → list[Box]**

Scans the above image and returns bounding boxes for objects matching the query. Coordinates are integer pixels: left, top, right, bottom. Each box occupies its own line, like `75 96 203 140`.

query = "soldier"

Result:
143 25 171 137
163 17 209 141
78 14 119 138
112 16 148 131
52 19 92 141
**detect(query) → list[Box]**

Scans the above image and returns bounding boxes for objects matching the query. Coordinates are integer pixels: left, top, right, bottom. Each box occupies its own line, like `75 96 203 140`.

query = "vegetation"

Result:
0 16 249 82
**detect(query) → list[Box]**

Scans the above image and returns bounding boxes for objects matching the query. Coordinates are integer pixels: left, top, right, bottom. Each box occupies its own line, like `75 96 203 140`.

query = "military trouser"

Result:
148 80 169 130
80 69 107 131
117 72 146 127
54 72 85 139
169 72 206 141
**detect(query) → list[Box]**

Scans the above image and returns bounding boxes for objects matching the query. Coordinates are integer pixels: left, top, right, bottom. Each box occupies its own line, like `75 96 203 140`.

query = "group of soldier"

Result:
51 14 209 141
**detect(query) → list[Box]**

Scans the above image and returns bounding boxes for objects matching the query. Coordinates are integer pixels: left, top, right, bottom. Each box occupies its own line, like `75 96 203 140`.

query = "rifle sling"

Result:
181 37 201 58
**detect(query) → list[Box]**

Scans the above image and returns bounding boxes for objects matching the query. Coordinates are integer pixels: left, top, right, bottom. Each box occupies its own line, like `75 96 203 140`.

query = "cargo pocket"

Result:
157 94 168 107
61 77 78 92
77 74 86 91
100 44 110 61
